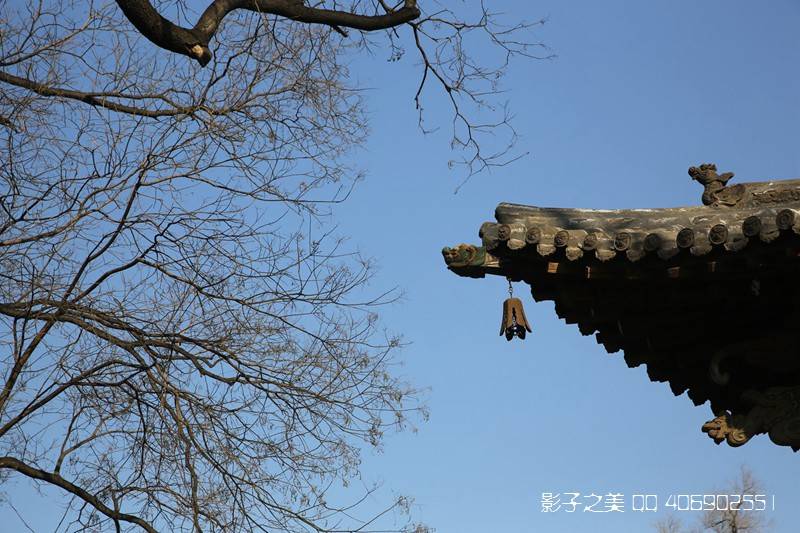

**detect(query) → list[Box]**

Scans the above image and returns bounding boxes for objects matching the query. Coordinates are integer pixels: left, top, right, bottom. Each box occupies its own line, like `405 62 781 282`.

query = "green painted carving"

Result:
441 244 486 268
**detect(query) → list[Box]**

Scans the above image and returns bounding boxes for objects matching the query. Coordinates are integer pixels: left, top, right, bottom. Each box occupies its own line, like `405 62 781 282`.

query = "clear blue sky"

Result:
332 1 800 532
3 1 799 532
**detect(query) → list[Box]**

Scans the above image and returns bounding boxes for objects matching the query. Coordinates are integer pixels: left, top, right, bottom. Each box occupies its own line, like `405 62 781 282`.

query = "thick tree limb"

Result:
114 0 421 66
0 456 158 533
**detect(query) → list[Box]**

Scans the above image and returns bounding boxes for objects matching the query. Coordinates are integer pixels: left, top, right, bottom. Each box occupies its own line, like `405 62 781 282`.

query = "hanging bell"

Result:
500 297 532 341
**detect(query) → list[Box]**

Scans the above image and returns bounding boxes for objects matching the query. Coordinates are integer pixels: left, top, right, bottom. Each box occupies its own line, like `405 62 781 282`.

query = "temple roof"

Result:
442 164 800 451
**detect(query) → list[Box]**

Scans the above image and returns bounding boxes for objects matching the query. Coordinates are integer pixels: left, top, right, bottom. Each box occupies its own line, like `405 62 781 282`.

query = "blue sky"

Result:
2 1 799 532
331 1 800 532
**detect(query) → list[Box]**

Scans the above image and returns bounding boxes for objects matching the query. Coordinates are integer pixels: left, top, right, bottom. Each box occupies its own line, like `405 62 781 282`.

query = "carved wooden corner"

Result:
702 386 800 451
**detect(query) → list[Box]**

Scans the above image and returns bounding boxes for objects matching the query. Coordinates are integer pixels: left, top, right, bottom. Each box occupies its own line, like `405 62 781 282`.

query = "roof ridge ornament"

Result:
689 162 745 207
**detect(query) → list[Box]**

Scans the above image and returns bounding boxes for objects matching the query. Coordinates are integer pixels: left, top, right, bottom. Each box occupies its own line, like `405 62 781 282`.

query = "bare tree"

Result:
700 467 770 533
656 514 685 533
654 467 772 533
0 1 544 531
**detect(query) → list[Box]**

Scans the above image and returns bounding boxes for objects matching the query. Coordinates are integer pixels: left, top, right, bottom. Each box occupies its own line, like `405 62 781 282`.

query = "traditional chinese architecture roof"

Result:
442 164 800 452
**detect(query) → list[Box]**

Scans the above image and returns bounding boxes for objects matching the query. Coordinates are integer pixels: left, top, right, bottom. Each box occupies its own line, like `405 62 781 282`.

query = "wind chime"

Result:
500 279 532 341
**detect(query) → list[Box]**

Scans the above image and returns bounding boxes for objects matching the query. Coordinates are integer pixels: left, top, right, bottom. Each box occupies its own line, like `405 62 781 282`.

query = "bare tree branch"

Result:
0 456 158 533
115 0 421 65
